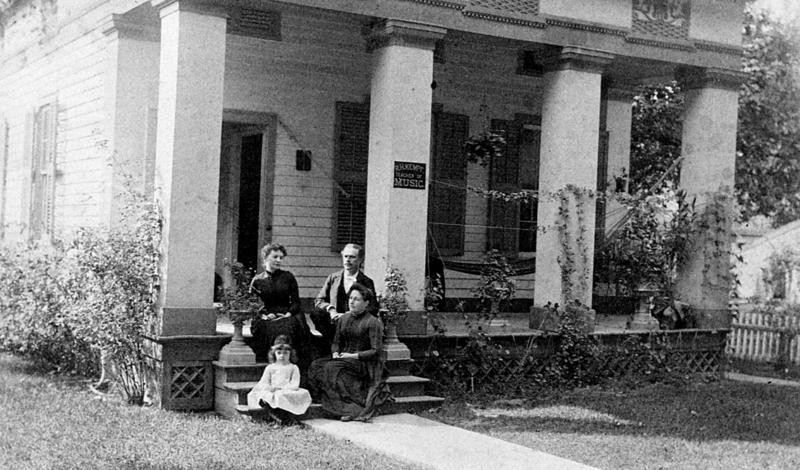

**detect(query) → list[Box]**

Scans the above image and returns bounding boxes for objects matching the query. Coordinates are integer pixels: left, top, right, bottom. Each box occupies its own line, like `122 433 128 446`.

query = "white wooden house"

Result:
1 0 744 409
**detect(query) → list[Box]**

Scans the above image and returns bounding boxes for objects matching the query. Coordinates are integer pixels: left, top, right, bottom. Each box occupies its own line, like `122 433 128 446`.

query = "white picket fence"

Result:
729 311 800 364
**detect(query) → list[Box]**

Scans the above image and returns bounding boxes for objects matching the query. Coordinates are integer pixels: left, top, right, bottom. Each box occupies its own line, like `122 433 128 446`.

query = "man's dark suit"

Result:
313 270 376 344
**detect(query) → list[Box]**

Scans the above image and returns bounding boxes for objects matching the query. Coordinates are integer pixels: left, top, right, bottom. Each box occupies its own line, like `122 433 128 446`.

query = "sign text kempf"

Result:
393 161 426 189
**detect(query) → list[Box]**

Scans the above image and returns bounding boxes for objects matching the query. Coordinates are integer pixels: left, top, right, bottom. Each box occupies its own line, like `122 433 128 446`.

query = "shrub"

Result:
0 241 96 375
0 198 162 404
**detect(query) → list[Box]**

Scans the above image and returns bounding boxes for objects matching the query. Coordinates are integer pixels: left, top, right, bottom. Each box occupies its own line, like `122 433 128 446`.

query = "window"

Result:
488 114 540 257
332 101 369 250
28 102 57 240
428 111 469 256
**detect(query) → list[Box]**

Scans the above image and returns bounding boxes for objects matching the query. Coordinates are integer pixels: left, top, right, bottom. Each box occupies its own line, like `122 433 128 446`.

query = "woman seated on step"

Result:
249 243 321 377
308 282 392 422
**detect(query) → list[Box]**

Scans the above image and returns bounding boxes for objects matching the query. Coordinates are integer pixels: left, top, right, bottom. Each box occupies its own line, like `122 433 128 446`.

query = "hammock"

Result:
435 256 537 276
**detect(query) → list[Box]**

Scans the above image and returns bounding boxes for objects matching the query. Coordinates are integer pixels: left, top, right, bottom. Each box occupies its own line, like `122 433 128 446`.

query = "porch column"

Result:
102 15 160 227
604 84 635 233
152 0 227 336
674 67 743 329
533 47 613 307
363 20 446 310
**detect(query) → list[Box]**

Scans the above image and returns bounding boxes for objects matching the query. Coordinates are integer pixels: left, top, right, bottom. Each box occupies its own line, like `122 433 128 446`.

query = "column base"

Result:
627 313 660 331
217 343 256 365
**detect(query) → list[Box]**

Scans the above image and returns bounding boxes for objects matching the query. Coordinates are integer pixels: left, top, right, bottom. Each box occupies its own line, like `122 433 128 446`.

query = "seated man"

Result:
313 244 376 348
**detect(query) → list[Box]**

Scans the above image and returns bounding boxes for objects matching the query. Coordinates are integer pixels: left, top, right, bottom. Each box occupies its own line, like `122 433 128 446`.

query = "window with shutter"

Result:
518 122 541 253
30 102 57 239
595 130 610 246
332 101 369 251
488 115 540 257
428 111 468 256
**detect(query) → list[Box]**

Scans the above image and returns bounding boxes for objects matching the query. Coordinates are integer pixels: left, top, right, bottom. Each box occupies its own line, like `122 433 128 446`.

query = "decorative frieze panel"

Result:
462 0 543 27
632 0 690 40
467 0 538 16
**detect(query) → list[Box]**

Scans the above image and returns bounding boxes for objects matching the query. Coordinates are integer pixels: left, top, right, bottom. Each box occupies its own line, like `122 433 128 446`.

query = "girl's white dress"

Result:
247 363 312 415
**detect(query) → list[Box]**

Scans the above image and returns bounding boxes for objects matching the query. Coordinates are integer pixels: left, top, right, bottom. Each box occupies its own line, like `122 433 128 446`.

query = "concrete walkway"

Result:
725 371 800 387
306 413 598 470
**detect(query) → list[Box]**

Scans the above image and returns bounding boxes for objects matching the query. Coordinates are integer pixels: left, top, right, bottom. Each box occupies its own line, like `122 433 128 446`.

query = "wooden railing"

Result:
729 312 800 365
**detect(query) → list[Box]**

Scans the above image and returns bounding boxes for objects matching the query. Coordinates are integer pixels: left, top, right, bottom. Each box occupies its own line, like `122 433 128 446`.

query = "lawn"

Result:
0 353 420 470
425 378 800 469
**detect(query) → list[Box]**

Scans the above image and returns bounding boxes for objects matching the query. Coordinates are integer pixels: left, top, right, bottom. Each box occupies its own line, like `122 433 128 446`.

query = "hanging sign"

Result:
393 161 426 189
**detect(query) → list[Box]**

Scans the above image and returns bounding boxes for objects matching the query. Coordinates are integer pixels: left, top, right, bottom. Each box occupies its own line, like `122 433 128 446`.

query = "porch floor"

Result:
215 313 638 338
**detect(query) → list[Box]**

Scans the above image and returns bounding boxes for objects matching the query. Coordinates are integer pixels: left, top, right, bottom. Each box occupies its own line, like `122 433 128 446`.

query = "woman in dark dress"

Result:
308 283 392 421
249 243 316 373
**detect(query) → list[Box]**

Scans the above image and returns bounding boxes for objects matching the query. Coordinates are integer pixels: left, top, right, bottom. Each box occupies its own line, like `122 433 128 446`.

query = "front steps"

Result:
213 361 444 421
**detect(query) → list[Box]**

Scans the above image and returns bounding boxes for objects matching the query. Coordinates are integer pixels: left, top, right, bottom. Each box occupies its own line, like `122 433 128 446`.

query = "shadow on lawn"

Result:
445 380 800 445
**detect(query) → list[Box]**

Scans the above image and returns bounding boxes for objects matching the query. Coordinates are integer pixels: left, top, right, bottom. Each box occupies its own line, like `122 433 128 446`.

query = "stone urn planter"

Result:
218 310 257 365
381 312 412 362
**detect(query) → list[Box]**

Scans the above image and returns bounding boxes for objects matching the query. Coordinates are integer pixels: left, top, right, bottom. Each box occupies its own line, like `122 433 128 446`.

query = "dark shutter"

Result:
487 119 520 256
0 118 7 240
595 130 610 246
518 122 541 252
30 102 57 239
428 111 468 256
332 101 369 250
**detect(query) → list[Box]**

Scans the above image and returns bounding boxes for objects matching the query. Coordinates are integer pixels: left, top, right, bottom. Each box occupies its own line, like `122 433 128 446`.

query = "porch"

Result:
108 0 745 412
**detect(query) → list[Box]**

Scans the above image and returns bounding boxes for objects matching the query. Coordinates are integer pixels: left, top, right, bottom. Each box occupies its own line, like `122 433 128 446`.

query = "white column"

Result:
533 47 612 308
364 20 445 311
604 85 635 233
674 67 743 328
153 0 227 336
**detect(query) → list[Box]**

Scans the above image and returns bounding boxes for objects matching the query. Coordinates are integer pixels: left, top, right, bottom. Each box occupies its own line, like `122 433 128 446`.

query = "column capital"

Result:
151 0 227 19
603 79 639 102
102 13 160 41
366 19 446 52
675 66 746 92
542 46 614 74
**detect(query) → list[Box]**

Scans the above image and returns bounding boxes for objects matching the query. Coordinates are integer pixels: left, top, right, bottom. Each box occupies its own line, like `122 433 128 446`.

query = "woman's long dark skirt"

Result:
308 357 391 419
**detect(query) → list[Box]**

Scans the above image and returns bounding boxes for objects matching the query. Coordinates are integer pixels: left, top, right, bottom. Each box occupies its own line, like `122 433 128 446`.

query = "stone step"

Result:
235 395 445 421
221 381 259 405
212 361 266 386
386 375 430 397
221 375 431 403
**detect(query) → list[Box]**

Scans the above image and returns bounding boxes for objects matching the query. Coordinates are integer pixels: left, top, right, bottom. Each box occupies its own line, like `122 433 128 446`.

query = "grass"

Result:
0 353 420 470
424 378 800 469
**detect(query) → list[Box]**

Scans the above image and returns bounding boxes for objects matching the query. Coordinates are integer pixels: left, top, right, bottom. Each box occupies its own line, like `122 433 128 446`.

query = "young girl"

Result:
247 336 312 423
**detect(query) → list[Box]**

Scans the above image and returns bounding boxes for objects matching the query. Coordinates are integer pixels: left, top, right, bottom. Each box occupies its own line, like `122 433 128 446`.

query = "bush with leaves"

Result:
60 199 162 403
0 198 162 404
595 187 696 299
0 242 96 374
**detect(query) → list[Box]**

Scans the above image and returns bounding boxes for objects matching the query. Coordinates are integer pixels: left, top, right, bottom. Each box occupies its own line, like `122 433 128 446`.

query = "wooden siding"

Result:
0 1 117 240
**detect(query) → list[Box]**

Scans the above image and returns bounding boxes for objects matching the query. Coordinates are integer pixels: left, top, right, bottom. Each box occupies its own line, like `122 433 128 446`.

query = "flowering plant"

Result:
216 259 261 323
379 264 410 326
464 131 506 167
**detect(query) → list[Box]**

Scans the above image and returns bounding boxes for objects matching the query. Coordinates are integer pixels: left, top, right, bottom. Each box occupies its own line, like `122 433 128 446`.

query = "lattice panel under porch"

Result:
171 365 207 400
